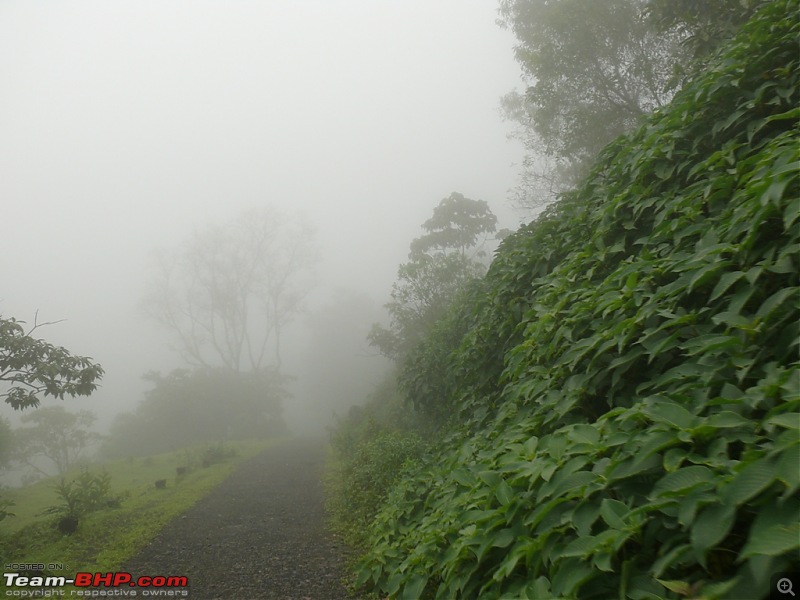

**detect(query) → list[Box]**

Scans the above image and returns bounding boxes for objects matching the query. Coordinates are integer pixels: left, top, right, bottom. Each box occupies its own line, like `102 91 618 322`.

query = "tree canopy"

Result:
498 0 766 208
369 193 497 361
409 192 497 258
13 407 100 476
499 0 688 202
0 315 104 410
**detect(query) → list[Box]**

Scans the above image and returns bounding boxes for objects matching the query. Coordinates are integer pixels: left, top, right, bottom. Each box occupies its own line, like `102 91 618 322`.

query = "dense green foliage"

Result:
354 2 799 598
326 375 428 550
647 0 768 58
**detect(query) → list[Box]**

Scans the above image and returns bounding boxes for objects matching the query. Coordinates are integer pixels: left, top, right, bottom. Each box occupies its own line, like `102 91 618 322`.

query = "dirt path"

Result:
123 438 354 600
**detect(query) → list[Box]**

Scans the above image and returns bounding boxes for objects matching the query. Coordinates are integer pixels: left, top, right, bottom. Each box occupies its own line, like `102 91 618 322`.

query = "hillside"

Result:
354 2 799 598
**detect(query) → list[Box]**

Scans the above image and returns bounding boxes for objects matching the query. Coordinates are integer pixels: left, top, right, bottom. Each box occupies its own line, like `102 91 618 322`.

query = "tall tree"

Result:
0 314 104 410
369 193 498 361
498 0 689 206
144 207 317 372
13 407 101 477
409 192 498 259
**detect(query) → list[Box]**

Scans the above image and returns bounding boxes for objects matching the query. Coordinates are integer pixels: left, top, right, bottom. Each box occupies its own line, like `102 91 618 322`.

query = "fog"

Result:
0 1 523 436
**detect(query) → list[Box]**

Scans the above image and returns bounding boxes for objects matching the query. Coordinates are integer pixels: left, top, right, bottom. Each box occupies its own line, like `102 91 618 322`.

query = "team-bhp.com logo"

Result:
4 572 188 597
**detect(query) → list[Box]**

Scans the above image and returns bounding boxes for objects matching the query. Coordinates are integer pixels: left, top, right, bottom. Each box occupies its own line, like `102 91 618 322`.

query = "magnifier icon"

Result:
778 578 796 596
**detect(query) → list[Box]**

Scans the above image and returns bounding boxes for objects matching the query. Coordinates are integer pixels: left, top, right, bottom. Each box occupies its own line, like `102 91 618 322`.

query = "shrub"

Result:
327 380 428 550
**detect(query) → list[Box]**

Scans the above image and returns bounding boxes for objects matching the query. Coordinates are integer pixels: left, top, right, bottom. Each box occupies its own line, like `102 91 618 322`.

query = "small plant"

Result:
42 471 124 534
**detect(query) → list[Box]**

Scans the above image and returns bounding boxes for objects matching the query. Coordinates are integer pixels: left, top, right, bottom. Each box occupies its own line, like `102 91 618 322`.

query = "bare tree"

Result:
144 207 316 372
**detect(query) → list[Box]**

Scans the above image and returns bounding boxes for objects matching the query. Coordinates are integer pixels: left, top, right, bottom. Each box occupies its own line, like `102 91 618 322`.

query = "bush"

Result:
327 376 429 549
329 429 425 548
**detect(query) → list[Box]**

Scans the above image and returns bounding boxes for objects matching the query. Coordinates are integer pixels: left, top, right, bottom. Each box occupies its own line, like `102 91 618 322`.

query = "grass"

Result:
0 437 283 588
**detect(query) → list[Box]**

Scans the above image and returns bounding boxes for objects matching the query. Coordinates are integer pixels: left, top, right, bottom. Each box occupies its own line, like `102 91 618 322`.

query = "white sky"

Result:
0 1 525 429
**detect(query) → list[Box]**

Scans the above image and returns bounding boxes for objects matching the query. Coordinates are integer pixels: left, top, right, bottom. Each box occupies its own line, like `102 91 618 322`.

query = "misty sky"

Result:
1 1 524 430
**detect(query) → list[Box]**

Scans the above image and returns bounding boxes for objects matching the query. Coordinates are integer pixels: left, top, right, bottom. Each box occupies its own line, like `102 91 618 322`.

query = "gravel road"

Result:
123 438 355 600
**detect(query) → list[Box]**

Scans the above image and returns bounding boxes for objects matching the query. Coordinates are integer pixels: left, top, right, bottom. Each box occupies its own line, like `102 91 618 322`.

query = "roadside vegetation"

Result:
329 1 799 598
0 438 279 591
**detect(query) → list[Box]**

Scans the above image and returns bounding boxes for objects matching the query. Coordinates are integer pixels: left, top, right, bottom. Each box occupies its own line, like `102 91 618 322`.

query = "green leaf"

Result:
496 480 515 506
573 502 600 537
491 527 517 549
547 471 598 500
402 574 428 600
663 447 687 472
707 411 751 428
651 466 714 498
776 444 800 494
608 453 662 482
551 558 595 597
523 435 539 456
451 468 475 487
709 270 745 302
652 544 692 578
756 287 799 320
691 503 736 565
568 423 601 445
600 499 629 530
712 311 752 328
643 401 697 430
562 535 601 558
723 459 776 505
739 522 800 559
766 413 800 430
657 579 693 595
478 470 502 488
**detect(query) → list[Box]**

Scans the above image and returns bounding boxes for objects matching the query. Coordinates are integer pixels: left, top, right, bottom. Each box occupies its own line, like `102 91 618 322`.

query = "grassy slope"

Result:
0 438 282 585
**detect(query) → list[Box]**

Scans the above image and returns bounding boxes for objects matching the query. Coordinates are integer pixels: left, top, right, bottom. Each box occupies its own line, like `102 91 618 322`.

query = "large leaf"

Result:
401 574 428 600
691 503 736 565
651 466 714 498
723 459 776 506
739 522 800 559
